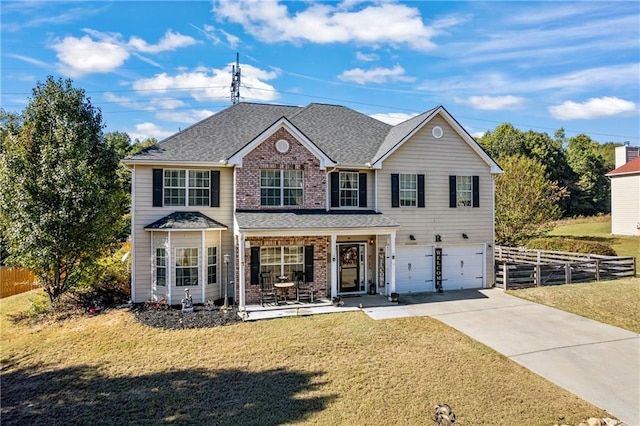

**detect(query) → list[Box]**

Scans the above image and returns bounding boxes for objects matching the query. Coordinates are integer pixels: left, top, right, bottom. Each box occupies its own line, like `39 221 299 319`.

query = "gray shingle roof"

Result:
236 210 399 231
126 102 393 166
145 212 227 230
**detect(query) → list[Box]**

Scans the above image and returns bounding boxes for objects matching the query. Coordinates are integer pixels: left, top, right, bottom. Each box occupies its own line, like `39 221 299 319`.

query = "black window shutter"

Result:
304 245 314 282
152 169 163 207
472 175 480 208
391 174 399 208
210 170 220 207
449 176 457 208
358 173 367 208
330 173 340 208
417 174 425 208
250 247 260 285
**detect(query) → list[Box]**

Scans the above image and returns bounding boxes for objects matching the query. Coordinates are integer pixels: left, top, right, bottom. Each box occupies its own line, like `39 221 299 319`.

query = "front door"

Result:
339 243 365 293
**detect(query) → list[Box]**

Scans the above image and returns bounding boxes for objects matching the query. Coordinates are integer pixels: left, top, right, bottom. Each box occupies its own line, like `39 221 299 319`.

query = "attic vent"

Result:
432 126 443 139
275 139 290 153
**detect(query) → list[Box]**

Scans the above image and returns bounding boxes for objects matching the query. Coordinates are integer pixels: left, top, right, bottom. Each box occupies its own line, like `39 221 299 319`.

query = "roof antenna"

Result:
230 52 241 105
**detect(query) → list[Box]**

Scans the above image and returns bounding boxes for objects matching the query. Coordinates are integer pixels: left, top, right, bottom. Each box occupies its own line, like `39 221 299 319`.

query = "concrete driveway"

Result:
363 289 640 425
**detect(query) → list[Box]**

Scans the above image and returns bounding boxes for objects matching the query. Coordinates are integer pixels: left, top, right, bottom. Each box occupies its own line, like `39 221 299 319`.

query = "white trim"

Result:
238 227 399 238
390 232 396 295
201 231 206 303
149 229 153 297
228 118 335 169
144 227 227 232
330 234 337 299
373 106 503 174
122 159 232 168
167 232 172 304
238 233 246 310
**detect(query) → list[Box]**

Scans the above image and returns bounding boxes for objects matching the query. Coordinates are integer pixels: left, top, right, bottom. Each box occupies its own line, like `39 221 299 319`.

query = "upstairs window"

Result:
449 175 479 208
399 174 417 207
260 169 303 206
456 176 472 207
163 170 210 206
339 172 359 207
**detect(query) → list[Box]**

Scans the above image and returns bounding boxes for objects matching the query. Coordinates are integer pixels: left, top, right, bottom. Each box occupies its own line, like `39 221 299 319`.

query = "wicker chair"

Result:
295 270 314 303
259 272 278 306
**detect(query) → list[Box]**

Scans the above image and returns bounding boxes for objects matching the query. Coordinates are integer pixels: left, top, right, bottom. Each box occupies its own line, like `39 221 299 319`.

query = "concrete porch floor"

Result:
240 293 397 321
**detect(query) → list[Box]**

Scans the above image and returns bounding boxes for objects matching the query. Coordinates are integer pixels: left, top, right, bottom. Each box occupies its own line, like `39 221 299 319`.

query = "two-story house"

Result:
123 102 502 310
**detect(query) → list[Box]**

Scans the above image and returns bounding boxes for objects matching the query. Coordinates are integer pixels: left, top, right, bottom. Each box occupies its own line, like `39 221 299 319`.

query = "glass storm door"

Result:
339 243 365 293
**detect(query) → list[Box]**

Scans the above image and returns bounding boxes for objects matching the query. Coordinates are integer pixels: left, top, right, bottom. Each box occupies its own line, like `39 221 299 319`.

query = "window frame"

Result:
456 175 473 207
175 247 199 287
155 247 166 287
339 171 359 207
260 246 304 279
260 169 303 207
207 247 217 285
399 174 418 207
163 169 210 207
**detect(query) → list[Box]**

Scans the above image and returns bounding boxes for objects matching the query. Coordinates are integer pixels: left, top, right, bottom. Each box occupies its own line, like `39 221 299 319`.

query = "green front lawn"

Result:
508 277 640 333
1 290 607 425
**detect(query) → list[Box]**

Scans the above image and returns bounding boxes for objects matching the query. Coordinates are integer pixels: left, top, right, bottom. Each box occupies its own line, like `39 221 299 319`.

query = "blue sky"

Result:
2 1 639 144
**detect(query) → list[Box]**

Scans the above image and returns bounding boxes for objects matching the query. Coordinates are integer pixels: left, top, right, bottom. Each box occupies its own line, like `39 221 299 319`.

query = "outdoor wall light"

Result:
435 234 441 242
369 239 374 245
462 233 469 239
409 234 416 241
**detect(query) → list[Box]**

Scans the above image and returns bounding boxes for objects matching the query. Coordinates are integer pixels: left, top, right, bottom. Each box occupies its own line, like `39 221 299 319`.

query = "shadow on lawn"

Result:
1 360 335 425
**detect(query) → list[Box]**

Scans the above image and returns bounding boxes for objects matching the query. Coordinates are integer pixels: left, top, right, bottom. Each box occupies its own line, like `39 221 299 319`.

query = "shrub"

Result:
526 238 617 256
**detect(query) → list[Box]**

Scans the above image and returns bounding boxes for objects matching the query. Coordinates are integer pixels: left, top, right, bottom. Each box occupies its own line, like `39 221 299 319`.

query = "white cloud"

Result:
454 95 525 111
128 122 174 142
7 54 49 68
151 98 188 110
356 51 379 62
212 1 443 50
132 64 280 102
471 131 486 139
370 112 418 125
548 97 637 120
128 30 198 53
156 109 215 123
338 65 415 84
50 28 198 77
52 33 129 77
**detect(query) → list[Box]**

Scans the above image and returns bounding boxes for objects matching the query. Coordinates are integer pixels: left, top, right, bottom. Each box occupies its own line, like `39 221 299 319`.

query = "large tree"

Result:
0 77 125 303
566 134 610 217
495 155 564 246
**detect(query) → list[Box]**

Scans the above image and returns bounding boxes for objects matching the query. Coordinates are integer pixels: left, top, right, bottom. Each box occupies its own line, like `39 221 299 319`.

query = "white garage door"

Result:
395 246 434 293
442 246 484 290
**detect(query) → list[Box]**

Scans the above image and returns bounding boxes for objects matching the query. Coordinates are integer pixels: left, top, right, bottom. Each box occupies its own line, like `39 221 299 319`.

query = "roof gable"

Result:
228 116 335 168
371 106 502 174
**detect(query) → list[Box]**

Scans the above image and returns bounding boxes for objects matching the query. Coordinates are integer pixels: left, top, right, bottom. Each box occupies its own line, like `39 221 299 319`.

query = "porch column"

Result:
390 232 396 295
167 232 172 304
201 230 206 303
330 234 337 298
238 233 246 310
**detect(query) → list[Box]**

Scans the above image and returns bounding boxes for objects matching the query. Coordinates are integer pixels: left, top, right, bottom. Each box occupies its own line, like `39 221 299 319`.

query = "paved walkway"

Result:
363 289 640 425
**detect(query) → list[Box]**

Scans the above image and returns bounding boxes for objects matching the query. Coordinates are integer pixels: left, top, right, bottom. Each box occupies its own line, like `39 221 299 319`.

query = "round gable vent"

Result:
275 139 290 153
432 126 443 139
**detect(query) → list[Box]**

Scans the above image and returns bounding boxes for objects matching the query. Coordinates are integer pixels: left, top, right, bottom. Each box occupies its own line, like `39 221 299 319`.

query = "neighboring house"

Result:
607 145 640 236
122 103 503 309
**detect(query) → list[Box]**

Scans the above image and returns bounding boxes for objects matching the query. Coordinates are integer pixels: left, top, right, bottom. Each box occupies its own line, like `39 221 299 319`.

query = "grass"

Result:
508 277 640 333
548 215 639 267
1 291 608 425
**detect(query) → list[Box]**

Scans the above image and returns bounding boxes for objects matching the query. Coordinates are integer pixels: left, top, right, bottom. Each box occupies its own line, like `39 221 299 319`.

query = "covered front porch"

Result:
234 210 400 311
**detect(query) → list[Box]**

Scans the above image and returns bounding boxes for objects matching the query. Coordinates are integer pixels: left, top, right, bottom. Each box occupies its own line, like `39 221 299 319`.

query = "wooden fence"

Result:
495 246 636 290
0 267 38 298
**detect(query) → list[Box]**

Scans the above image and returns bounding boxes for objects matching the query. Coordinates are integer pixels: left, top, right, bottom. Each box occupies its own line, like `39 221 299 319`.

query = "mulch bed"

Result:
131 305 242 330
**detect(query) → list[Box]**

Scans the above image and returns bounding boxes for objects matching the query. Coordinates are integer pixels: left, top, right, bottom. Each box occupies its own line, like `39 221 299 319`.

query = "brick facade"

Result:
236 127 326 210
238 236 328 305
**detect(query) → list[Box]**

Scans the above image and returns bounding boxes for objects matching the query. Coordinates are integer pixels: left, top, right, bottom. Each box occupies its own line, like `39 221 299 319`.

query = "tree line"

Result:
476 124 617 246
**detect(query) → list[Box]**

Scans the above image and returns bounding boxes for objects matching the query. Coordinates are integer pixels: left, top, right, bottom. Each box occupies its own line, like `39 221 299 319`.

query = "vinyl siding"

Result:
610 175 640 236
131 165 235 303
377 115 496 285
